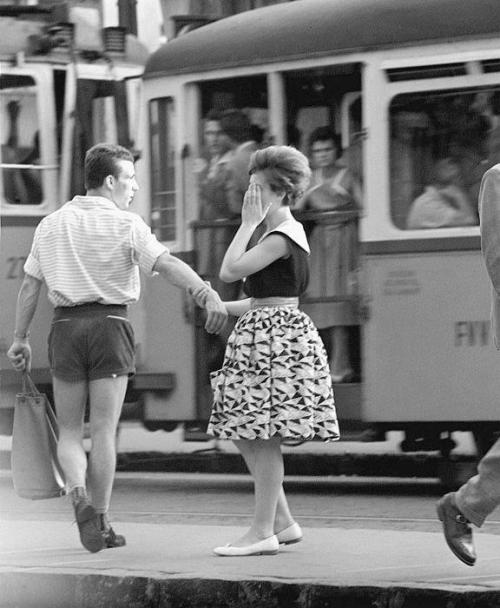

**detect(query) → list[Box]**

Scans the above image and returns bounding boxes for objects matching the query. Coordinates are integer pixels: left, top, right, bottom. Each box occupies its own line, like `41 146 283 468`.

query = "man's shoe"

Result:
437 492 476 566
72 489 105 554
98 513 126 549
103 526 126 549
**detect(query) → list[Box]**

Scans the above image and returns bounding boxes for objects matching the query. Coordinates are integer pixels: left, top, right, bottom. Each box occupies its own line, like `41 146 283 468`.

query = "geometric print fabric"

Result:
208 305 339 442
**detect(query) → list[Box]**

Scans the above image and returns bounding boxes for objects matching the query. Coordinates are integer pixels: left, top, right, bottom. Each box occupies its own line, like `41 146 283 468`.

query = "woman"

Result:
295 127 362 383
194 145 339 556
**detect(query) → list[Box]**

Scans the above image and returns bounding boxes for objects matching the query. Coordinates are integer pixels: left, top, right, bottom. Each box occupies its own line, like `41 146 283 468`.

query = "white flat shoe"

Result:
276 522 303 545
213 535 279 556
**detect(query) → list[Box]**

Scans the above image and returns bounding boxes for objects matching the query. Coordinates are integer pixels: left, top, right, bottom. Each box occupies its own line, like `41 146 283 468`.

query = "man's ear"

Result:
104 174 115 189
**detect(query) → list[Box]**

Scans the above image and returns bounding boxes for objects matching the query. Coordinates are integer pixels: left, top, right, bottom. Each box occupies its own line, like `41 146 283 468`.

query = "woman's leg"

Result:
235 438 295 534
229 438 284 546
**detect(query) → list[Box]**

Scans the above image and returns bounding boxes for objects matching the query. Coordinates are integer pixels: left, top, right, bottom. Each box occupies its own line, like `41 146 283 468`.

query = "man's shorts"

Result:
48 303 136 382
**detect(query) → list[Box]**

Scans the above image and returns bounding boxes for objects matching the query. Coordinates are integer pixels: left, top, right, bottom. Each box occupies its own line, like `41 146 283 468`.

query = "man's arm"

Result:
480 166 500 295
7 274 43 372
153 252 227 334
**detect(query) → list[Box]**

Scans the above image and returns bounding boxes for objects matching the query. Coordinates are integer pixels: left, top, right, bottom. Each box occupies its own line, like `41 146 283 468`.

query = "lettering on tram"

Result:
382 269 420 296
454 321 490 347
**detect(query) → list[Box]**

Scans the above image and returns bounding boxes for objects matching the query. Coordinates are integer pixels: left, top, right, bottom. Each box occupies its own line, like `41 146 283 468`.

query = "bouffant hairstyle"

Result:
85 143 134 190
249 145 311 206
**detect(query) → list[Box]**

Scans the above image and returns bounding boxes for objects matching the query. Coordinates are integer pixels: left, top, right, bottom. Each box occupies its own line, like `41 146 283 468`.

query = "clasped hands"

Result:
190 283 228 334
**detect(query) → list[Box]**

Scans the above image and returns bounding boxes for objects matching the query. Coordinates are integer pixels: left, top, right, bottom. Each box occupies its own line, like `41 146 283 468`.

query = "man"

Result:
437 160 500 567
7 143 227 553
219 109 258 217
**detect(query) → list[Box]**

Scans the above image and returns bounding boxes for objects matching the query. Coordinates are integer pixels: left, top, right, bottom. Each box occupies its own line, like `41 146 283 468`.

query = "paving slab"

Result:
2 521 500 607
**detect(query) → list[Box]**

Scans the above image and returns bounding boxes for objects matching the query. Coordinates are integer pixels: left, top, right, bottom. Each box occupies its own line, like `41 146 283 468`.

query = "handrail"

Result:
0 164 58 170
190 209 360 230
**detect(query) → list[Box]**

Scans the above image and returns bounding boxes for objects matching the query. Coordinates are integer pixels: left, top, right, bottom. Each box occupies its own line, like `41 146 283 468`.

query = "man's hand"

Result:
7 340 32 372
189 281 212 307
204 290 228 334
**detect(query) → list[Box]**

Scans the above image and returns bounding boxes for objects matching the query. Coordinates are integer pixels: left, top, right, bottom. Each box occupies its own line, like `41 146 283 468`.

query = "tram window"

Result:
1 74 43 206
198 75 268 144
149 97 176 242
283 65 362 154
390 87 500 230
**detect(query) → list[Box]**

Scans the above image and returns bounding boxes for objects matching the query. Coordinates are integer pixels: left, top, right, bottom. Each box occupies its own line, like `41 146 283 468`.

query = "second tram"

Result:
135 0 500 459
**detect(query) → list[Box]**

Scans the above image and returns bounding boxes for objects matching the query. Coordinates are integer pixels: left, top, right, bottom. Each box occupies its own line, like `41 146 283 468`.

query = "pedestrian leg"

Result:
53 377 88 490
87 375 128 514
53 377 105 552
229 438 283 546
235 438 297 535
455 437 500 526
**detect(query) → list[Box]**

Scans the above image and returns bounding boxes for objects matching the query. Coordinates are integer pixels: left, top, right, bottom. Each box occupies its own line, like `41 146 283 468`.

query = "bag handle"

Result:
21 372 40 396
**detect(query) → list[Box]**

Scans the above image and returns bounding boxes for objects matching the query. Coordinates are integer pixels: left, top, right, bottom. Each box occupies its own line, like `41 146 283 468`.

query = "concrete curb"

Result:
3 571 500 608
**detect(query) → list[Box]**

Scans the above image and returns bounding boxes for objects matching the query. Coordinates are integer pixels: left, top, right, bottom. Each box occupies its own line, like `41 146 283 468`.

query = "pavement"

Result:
3 506 500 607
1 427 497 606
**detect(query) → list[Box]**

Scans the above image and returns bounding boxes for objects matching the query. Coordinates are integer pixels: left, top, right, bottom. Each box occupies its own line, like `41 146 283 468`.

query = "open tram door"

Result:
184 63 367 436
361 51 500 481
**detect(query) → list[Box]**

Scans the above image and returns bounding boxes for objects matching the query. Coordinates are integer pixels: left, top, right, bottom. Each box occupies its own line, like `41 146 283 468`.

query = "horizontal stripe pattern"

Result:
24 196 168 307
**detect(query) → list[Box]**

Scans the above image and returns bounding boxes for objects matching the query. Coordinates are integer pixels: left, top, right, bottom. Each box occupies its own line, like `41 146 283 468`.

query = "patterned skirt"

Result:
207 303 339 441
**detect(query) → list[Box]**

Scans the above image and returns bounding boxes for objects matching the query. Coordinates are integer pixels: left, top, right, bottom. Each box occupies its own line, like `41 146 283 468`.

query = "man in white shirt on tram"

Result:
7 143 227 553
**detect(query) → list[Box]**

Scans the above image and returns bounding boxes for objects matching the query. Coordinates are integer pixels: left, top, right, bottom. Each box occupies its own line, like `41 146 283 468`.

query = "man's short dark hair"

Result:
219 109 252 144
205 109 222 122
84 143 134 190
308 127 342 153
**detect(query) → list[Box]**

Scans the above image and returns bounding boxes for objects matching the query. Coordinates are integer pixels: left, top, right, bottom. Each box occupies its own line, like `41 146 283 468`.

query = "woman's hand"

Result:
241 183 271 228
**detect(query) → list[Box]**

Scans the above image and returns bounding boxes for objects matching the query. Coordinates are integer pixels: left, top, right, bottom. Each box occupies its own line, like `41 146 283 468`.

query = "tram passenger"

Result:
195 110 240 373
195 110 238 299
192 145 339 556
295 127 362 383
437 156 500 567
406 157 477 229
219 109 259 216
7 143 227 554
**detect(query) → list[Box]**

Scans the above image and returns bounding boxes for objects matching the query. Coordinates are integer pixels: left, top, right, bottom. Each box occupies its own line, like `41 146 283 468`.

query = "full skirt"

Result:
207 305 339 441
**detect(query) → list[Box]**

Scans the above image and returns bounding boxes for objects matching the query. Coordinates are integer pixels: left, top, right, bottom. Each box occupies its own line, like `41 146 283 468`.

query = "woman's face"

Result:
249 171 283 206
311 138 337 169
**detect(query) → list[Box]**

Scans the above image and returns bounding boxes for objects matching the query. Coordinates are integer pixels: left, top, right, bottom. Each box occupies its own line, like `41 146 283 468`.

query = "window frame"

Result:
0 66 58 216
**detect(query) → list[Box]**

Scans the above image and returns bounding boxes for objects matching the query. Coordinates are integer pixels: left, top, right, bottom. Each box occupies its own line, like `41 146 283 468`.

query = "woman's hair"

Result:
248 145 311 206
85 143 134 190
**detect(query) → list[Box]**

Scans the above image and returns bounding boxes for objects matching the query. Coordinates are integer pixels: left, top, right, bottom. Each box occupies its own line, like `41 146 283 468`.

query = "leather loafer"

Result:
213 535 279 557
437 492 476 566
276 522 303 545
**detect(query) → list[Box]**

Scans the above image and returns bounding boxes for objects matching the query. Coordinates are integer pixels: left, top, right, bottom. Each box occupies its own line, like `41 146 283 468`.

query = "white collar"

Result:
259 218 310 254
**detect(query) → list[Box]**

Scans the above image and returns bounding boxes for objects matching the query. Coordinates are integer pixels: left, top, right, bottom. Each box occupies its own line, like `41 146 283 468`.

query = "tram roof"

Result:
144 0 500 79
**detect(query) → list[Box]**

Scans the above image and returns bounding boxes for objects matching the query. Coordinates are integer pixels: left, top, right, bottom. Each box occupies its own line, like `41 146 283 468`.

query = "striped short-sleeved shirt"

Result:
24 196 168 307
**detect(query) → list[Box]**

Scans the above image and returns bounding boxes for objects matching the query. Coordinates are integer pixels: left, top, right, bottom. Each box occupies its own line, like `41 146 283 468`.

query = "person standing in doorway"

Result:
7 143 227 553
219 109 259 217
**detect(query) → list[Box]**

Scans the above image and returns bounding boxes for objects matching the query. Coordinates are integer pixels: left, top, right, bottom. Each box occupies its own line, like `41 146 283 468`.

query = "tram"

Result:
0 1 150 431
3 0 500 471
134 0 500 459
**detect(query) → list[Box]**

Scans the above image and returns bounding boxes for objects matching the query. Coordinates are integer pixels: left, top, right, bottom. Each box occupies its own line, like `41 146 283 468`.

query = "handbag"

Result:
11 373 65 499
